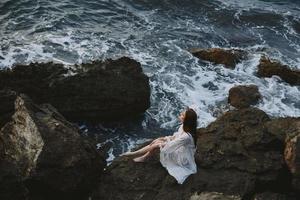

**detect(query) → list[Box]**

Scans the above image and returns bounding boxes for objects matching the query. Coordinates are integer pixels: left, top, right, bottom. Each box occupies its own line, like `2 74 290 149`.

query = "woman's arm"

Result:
161 134 190 152
156 135 175 141
151 134 176 145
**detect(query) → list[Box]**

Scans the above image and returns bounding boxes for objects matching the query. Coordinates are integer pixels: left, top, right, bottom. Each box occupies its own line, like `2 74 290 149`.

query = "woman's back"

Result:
160 124 197 184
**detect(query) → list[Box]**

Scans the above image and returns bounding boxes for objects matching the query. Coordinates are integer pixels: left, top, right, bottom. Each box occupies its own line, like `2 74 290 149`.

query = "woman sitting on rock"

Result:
122 107 198 184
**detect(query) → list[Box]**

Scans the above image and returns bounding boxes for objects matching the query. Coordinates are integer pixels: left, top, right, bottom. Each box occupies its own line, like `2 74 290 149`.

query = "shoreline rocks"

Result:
190 192 241 200
0 94 106 200
190 48 300 88
91 107 300 200
1 93 300 200
1 51 300 200
264 118 300 194
228 85 261 109
254 192 297 200
0 89 17 127
257 56 300 86
189 48 246 69
293 20 300 34
0 57 150 123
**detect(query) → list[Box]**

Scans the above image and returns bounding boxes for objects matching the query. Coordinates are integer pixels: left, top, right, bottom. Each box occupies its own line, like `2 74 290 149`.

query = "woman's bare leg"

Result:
122 138 165 157
133 143 162 162
121 144 152 157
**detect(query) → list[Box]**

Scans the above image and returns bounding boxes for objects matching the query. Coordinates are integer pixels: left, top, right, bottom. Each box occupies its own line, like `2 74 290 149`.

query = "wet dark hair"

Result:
182 107 198 145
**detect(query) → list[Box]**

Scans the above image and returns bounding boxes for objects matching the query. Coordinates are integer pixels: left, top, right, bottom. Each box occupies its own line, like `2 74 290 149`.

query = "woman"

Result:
122 107 198 184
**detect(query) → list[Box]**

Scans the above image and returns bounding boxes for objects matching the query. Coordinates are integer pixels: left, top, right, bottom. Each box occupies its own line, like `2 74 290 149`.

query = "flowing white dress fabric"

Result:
160 125 197 184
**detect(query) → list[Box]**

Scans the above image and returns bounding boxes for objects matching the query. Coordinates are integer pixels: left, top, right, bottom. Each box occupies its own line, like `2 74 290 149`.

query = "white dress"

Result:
160 124 197 184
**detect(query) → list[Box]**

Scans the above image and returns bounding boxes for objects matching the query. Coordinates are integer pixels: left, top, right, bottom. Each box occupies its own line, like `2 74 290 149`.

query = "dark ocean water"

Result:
0 0 300 162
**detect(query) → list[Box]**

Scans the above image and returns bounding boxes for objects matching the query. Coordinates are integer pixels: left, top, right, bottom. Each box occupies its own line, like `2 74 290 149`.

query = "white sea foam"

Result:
218 0 300 16
97 136 151 165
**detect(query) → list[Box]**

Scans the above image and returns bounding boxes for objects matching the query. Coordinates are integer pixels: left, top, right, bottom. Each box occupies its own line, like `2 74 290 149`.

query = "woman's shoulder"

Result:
177 124 191 136
178 124 183 130
179 124 189 134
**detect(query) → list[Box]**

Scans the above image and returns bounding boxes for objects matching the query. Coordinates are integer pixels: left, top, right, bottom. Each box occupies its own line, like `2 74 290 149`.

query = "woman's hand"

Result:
159 136 167 140
150 135 177 145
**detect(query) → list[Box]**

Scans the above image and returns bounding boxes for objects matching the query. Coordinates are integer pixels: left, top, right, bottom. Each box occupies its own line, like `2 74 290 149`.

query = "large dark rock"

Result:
189 48 246 69
197 112 300 197
190 192 241 200
0 89 17 127
0 57 150 122
265 118 300 193
293 20 300 34
195 108 283 197
91 107 300 200
257 57 300 86
0 161 28 200
228 85 261 109
0 94 106 200
254 192 297 200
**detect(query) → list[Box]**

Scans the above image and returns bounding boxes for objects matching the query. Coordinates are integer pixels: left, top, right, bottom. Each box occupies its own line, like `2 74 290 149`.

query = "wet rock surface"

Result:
264 118 300 194
257 57 300 86
293 20 300 34
254 192 297 200
0 95 105 200
228 85 261 109
190 192 241 200
190 48 246 69
0 57 150 122
195 108 278 197
0 89 17 127
91 108 300 200
1 95 300 200
0 161 28 200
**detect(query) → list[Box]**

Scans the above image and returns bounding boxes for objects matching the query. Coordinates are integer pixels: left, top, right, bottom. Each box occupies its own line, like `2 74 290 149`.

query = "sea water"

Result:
0 0 299 163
